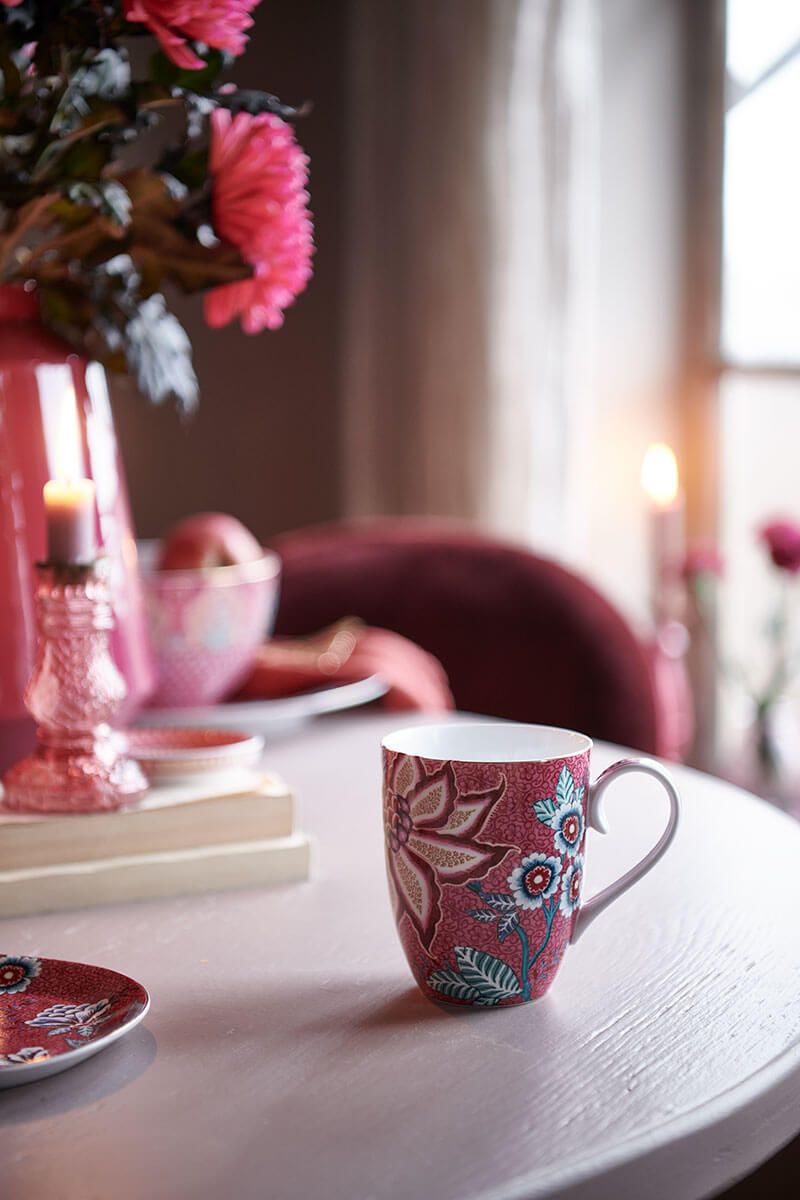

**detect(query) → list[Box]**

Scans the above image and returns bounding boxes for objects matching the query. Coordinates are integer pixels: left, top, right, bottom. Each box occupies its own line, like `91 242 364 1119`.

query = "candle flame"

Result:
52 389 85 483
641 443 679 508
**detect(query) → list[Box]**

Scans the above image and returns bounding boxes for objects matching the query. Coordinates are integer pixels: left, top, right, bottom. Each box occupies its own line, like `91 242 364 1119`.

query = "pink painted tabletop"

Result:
2 712 800 1200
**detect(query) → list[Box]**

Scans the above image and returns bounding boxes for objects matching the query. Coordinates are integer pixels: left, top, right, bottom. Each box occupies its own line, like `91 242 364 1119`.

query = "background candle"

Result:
43 478 96 564
641 442 685 624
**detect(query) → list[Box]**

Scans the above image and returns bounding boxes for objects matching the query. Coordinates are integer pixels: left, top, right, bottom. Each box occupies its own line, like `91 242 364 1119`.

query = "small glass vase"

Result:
735 699 800 817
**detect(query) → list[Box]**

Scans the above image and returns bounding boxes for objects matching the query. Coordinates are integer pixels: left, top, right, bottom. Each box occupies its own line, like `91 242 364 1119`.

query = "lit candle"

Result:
641 442 685 623
43 393 96 565
43 478 96 565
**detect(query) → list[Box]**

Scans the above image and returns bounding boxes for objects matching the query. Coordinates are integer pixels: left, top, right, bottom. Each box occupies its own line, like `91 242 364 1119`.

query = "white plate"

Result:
137 674 388 736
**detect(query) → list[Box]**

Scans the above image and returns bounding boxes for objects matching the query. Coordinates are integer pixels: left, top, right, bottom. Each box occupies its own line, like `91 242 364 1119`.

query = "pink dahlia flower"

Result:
205 108 313 334
760 519 800 573
123 0 260 72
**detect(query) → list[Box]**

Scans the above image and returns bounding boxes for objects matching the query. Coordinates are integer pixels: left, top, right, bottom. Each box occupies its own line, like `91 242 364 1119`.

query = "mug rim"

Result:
382 721 593 765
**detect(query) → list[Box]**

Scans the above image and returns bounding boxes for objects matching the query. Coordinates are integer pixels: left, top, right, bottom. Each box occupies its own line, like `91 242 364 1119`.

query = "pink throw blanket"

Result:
237 619 454 712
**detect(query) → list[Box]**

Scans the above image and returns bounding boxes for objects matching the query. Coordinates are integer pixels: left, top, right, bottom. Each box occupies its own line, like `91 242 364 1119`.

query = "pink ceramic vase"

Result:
0 286 155 771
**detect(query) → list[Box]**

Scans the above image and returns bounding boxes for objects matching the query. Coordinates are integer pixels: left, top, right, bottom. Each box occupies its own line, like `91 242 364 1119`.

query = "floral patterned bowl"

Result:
0 955 149 1088
140 543 281 708
126 727 264 782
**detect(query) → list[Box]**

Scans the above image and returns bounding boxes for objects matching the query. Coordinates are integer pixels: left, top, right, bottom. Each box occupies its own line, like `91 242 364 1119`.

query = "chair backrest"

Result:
272 519 660 753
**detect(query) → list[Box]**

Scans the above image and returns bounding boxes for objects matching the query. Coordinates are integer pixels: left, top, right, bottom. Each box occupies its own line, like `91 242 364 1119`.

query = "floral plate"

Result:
0 956 149 1089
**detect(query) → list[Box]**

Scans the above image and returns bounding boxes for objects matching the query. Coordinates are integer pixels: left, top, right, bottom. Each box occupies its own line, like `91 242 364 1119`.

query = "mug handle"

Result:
571 757 680 944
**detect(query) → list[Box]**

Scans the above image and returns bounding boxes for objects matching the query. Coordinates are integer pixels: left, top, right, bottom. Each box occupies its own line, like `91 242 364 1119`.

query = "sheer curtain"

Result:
342 0 597 551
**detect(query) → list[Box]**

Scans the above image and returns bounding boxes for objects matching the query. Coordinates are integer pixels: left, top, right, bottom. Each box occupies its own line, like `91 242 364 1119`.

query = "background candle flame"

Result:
641 443 679 509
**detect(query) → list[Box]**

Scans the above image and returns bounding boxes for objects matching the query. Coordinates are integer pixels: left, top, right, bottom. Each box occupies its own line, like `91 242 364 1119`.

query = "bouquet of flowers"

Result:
0 0 314 407
685 520 800 787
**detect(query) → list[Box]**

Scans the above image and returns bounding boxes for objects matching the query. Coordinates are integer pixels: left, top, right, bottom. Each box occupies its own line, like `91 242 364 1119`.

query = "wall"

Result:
114 0 690 631
570 0 687 629
113 0 346 543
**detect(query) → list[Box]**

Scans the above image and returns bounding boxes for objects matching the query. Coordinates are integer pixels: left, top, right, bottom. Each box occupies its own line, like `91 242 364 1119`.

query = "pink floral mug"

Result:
382 723 680 1007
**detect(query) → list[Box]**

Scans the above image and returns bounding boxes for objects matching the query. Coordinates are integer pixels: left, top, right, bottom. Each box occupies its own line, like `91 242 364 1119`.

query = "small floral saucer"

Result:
0 956 149 1089
126 727 264 783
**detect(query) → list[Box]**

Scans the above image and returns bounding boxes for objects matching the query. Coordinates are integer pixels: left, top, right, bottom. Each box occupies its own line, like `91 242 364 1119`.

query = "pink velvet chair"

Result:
271 519 662 754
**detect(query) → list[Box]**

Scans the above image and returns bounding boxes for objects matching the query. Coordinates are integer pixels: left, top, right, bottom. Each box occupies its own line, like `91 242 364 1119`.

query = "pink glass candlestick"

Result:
0 284 156 774
1 562 147 813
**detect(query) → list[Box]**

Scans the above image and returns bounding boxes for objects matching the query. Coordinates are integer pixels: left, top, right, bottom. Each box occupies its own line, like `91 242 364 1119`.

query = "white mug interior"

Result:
383 722 592 764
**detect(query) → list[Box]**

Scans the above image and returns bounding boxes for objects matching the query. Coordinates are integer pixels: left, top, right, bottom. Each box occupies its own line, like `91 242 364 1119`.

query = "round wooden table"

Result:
1 712 800 1199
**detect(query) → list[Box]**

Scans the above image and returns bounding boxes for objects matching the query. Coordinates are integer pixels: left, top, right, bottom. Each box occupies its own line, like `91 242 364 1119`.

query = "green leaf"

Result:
163 146 208 194
427 969 481 1004
533 797 560 828
0 44 22 102
125 294 198 410
74 48 131 101
467 909 497 924
39 283 93 333
32 102 127 180
65 180 131 228
497 910 520 943
147 47 226 92
555 766 575 808
215 88 305 120
454 947 522 1003
130 223 250 294
59 139 111 181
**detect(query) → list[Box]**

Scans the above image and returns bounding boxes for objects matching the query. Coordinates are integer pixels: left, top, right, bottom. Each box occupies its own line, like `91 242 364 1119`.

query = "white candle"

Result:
43 391 96 564
43 478 96 564
641 443 685 623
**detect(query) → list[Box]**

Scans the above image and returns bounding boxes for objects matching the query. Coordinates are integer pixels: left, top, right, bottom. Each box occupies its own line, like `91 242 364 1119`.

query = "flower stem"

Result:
531 902 557 967
516 925 532 1001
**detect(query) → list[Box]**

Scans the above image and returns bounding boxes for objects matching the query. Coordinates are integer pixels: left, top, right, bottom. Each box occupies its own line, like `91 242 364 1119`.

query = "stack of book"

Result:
0 770 311 917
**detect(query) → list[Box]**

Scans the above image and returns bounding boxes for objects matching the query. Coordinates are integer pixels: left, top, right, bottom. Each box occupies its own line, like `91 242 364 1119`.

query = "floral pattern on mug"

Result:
552 803 584 857
532 765 586 856
425 763 588 1006
508 853 562 909
383 753 509 951
560 856 584 917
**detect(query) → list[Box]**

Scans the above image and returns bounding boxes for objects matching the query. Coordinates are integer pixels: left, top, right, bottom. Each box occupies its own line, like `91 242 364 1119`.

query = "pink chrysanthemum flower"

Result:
123 0 260 72
204 108 314 334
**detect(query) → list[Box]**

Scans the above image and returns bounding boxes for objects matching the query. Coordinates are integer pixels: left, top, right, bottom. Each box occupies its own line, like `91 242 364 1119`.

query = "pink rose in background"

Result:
123 0 260 71
682 544 724 580
1 1 25 6
204 108 314 334
760 520 800 573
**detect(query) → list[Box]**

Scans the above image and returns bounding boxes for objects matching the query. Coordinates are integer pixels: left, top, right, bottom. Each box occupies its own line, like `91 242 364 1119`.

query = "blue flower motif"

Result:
553 802 584 857
508 853 561 910
25 998 111 1037
0 956 41 996
560 855 585 916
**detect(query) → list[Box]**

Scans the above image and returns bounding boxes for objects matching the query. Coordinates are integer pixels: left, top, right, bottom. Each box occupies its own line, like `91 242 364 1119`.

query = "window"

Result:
717 1 800 735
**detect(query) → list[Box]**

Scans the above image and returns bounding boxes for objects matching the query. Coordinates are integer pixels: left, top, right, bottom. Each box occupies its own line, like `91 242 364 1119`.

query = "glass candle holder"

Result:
1 561 147 813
